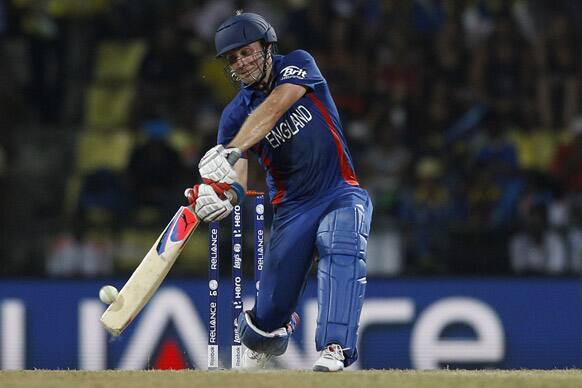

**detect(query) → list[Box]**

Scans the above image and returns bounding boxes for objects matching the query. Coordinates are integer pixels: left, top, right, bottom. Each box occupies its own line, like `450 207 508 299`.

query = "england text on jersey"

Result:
264 105 312 149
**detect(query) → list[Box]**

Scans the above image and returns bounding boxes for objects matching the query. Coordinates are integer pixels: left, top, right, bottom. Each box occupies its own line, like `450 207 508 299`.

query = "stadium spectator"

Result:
397 156 461 273
536 11 579 129
566 198 582 273
471 120 523 227
508 106 561 173
471 15 533 128
550 117 582 194
126 118 189 224
510 198 567 275
138 23 198 126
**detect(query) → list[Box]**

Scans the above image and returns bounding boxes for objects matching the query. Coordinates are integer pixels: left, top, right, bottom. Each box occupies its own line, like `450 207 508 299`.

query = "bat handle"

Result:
226 148 242 165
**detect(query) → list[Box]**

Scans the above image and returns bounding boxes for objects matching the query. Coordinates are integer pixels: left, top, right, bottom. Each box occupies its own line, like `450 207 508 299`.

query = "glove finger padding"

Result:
193 184 234 222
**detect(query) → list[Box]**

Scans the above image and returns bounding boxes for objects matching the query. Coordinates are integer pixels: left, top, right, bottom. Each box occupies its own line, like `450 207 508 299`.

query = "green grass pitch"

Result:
2 370 582 388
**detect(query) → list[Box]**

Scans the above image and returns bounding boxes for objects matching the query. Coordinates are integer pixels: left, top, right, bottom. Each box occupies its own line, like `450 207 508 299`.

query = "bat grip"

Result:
226 148 242 165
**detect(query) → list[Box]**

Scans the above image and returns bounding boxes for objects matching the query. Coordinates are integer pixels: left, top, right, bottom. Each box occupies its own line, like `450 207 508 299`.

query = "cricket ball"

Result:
99 285 119 305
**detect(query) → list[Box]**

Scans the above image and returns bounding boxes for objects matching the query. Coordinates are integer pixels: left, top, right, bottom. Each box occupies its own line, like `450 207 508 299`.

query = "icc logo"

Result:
280 66 307 79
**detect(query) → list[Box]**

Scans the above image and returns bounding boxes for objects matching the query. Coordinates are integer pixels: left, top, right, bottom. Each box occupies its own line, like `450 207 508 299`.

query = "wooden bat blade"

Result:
100 206 199 336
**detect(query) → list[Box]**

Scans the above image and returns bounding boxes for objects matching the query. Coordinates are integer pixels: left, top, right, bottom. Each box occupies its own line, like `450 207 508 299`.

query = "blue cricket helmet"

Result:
215 12 277 57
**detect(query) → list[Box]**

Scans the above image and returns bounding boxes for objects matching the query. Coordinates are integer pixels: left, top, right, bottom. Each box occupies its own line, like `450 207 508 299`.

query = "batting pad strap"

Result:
231 182 246 205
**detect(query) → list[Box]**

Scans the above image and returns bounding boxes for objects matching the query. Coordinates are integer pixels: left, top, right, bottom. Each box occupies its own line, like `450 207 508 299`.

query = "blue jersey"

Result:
217 50 359 206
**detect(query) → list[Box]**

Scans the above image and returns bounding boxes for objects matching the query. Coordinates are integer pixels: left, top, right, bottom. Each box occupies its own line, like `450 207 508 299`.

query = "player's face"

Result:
224 41 268 85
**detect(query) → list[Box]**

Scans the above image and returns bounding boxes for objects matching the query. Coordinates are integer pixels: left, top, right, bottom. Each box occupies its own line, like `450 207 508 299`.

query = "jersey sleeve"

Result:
216 96 249 158
274 50 325 91
217 97 245 145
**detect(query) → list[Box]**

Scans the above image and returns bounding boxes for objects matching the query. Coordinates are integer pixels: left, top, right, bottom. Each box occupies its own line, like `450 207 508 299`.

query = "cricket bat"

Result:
100 205 200 336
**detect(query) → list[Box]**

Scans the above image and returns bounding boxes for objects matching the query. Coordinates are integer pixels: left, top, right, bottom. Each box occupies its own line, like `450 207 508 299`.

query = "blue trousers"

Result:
250 186 373 365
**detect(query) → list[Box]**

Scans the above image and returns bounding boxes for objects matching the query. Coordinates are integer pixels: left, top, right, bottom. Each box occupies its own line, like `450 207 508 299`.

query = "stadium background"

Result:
1 0 582 370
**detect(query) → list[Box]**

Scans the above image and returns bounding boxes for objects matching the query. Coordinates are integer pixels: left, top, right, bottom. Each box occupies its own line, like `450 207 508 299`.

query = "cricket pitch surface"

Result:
2 369 582 388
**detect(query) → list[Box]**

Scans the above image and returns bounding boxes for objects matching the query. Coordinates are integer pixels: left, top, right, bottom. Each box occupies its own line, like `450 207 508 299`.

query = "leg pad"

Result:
315 204 372 366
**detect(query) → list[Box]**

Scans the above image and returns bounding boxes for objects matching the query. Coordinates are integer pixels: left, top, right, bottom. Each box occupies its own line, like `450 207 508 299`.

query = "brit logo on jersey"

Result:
280 65 307 80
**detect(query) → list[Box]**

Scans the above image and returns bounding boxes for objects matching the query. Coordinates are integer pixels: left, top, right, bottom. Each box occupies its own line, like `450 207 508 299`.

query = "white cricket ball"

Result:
99 285 119 305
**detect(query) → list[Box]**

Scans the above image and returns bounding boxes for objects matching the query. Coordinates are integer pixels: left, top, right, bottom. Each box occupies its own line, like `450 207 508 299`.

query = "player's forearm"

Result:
228 97 284 151
227 84 306 151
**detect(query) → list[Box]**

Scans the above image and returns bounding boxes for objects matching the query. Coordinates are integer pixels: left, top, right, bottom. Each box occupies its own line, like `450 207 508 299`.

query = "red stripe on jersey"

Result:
262 155 286 205
308 94 359 186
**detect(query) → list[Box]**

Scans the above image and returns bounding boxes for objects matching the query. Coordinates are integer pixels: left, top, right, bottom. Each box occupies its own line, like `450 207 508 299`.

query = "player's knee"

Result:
317 254 367 279
238 311 290 356
316 206 371 261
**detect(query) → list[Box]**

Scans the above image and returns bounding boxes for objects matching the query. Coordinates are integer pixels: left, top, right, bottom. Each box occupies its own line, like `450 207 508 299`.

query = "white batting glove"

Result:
198 145 241 184
193 183 234 222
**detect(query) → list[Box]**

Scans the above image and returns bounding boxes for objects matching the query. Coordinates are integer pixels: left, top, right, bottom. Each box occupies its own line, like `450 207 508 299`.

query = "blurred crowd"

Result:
2 0 582 278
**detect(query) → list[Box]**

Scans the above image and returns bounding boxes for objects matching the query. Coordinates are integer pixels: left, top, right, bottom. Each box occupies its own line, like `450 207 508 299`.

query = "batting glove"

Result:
198 145 241 184
185 183 234 222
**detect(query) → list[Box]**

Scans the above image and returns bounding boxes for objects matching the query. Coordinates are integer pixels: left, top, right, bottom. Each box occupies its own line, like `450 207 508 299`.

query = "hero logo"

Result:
280 65 307 80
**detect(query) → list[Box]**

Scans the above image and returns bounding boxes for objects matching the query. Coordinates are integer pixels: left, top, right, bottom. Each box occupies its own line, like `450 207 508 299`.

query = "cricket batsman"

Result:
186 11 373 372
